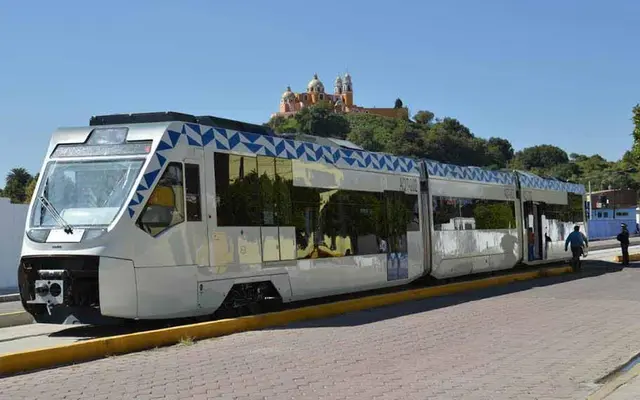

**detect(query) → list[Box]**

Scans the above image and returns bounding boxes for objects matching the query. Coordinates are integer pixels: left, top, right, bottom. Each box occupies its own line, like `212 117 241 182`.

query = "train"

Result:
17 111 587 324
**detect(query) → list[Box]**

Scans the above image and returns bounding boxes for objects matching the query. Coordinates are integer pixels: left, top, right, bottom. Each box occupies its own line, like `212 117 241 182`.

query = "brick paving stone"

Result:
5 263 640 399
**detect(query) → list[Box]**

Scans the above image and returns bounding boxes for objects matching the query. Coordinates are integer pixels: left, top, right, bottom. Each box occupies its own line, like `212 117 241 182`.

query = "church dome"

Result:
307 73 325 93
281 86 295 102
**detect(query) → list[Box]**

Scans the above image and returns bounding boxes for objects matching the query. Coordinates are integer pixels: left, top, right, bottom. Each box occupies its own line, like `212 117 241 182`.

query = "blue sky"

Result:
1 0 639 182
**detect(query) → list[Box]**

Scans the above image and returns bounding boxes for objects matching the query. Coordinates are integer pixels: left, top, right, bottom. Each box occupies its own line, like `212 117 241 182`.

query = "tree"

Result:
510 145 569 171
486 137 515 169
394 98 403 108
295 102 350 139
267 115 299 134
413 110 435 126
4 167 32 204
430 117 473 139
24 173 39 204
632 104 640 162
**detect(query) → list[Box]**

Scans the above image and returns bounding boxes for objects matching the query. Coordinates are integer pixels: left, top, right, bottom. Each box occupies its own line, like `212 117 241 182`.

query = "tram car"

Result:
17 112 587 324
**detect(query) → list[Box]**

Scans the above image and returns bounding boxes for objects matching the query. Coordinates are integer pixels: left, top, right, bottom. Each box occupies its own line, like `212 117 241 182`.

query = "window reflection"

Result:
137 162 185 236
214 153 260 226
214 151 420 261
291 188 418 259
432 196 516 231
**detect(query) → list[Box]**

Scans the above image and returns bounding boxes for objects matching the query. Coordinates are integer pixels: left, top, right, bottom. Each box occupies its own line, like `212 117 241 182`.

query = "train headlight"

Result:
82 228 107 242
87 127 128 145
34 282 49 296
49 282 62 297
27 229 50 243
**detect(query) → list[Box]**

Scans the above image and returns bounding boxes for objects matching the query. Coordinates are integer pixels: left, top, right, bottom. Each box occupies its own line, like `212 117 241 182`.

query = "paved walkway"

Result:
3 260 640 399
606 375 640 400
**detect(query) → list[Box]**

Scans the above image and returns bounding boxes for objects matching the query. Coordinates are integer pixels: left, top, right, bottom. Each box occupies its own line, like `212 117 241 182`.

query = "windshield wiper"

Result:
38 195 74 234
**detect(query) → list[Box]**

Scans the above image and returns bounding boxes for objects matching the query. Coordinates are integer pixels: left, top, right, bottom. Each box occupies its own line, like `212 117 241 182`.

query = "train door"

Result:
203 150 218 268
420 179 432 274
523 201 544 261
183 156 210 267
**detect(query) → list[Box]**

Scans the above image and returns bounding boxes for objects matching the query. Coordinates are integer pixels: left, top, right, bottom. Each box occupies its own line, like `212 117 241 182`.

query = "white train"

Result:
18 112 587 324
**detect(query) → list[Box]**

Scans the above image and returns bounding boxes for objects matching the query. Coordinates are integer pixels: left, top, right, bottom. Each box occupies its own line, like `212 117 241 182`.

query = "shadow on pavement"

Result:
271 260 633 329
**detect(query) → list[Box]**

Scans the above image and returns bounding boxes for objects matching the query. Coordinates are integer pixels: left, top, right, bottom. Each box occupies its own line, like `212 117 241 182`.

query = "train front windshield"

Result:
30 159 144 229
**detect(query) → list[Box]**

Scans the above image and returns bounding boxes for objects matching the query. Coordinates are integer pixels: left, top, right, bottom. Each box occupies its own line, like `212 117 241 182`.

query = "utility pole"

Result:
588 181 592 220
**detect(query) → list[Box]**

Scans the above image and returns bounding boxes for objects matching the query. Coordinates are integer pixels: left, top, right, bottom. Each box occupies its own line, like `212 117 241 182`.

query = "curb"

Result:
0 311 33 329
0 294 20 303
587 362 640 399
0 265 572 376
613 253 640 263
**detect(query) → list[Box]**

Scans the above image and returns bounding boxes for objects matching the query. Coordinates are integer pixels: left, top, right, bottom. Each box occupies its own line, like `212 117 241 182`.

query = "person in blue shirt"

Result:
565 225 588 270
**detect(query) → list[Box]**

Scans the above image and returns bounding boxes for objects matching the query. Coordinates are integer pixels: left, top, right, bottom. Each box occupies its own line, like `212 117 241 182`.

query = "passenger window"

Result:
257 156 277 226
290 187 394 259
214 152 261 226
274 158 293 226
432 196 516 231
137 162 185 236
184 163 202 221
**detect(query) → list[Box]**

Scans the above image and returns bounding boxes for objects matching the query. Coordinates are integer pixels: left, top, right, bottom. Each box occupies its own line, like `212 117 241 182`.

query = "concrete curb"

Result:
0 265 572 376
0 294 20 303
0 311 33 329
587 362 640 399
613 253 640 263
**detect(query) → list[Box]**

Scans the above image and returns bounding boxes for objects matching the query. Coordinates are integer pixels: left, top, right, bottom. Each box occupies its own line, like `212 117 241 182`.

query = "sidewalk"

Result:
597 367 640 400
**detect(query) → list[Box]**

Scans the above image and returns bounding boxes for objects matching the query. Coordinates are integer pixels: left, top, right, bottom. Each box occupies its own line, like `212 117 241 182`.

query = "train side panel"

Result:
164 123 427 310
423 161 521 279
206 150 424 303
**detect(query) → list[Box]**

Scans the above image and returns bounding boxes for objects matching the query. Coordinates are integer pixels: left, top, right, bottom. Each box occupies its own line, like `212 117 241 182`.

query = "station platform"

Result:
2 244 640 399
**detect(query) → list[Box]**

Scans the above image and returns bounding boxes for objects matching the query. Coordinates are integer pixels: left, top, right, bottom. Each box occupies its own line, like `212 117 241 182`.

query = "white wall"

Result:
0 198 28 291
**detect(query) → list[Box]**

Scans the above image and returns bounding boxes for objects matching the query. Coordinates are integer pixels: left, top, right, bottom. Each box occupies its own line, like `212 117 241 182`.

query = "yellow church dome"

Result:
281 86 295 101
307 73 325 93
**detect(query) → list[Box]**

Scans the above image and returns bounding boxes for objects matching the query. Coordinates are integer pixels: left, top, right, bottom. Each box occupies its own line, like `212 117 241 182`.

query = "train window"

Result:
404 194 420 232
432 196 516 231
545 194 584 223
568 193 584 222
291 186 321 259
257 156 277 226
214 152 261 226
290 187 417 259
275 158 293 226
136 162 185 236
184 163 202 221
384 191 409 254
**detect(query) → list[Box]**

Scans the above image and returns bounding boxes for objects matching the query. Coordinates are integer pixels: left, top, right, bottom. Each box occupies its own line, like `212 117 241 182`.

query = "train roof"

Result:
89 111 277 137
80 111 586 194
423 159 584 194
515 170 585 194
424 159 518 186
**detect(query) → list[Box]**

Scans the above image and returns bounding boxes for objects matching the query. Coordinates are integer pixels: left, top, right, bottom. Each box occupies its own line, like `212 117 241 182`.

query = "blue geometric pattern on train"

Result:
126 123 420 218
425 160 517 185
516 170 585 194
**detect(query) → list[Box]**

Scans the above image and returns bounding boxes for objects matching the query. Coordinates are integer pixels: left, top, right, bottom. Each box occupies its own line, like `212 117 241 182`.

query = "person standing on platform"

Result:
617 223 630 266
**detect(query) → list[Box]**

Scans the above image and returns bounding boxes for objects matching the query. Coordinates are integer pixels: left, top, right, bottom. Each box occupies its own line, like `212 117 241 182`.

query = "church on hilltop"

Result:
272 73 408 120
